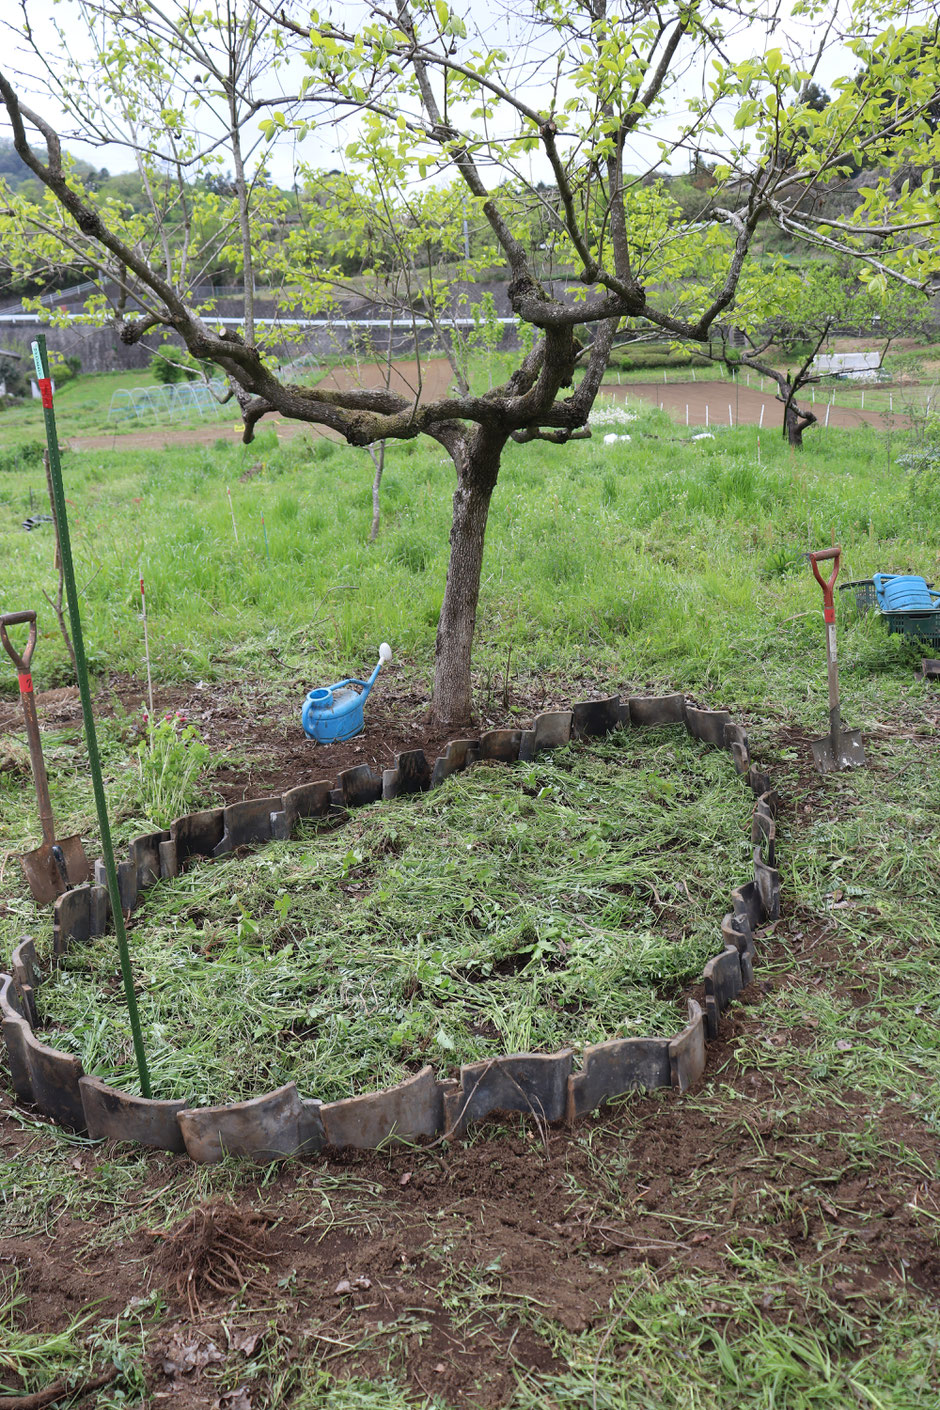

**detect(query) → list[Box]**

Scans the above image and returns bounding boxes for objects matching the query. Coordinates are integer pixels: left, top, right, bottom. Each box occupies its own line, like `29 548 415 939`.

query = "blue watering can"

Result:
872 574 940 614
301 643 392 743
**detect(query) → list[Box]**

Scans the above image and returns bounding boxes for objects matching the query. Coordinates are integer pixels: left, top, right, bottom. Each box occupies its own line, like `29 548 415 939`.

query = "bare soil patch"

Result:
607 380 899 430
3 991 938 1407
312 355 454 401
5 665 583 804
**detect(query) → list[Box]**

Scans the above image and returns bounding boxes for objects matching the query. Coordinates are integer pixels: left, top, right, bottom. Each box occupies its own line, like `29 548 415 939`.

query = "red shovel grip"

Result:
809 547 841 620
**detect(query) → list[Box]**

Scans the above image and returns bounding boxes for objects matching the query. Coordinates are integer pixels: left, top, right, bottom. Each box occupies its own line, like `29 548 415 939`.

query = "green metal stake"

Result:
31 335 152 1098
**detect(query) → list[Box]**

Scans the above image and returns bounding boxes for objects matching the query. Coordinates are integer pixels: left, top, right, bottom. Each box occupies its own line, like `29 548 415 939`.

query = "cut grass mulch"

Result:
36 728 752 1105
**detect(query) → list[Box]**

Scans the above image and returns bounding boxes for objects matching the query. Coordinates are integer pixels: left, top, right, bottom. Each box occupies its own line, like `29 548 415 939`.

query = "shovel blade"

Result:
20 835 90 906
811 730 865 774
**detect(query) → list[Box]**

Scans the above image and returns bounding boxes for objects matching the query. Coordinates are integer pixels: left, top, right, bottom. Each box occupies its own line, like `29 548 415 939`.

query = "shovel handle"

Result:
809 547 841 621
0 610 55 845
0 610 38 677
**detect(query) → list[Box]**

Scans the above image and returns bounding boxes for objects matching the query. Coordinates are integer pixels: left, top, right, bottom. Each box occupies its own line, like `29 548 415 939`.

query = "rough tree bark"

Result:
782 397 818 448
433 429 505 725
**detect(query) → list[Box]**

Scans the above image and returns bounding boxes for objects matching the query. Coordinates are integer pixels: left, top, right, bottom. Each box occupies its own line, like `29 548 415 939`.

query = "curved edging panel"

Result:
0 693 781 1160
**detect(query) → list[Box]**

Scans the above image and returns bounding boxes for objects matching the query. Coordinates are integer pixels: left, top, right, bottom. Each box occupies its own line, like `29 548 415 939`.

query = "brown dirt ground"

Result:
3 1003 938 1408
2 678 940 1407
604 381 899 431
1 666 609 803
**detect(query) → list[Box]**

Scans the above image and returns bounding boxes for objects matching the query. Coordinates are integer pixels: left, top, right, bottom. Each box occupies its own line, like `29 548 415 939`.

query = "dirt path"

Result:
606 380 899 431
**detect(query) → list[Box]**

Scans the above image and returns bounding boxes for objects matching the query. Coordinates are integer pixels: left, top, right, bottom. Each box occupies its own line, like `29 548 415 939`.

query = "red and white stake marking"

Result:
140 572 154 718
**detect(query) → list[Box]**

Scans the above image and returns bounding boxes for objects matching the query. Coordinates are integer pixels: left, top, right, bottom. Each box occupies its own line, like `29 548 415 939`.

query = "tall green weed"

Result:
135 711 211 827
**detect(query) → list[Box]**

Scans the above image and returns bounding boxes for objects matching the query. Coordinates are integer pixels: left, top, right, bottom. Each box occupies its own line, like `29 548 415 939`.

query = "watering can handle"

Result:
0 610 38 674
808 547 841 618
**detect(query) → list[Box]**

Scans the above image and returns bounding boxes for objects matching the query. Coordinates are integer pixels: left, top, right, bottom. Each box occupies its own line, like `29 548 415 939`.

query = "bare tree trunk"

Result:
782 396 817 448
228 89 255 346
369 440 385 542
735 361 816 449
784 401 803 447
432 432 503 727
41 450 76 672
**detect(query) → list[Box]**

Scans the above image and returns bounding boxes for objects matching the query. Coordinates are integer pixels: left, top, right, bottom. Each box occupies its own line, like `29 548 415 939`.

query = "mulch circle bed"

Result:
3 673 938 1407
4 682 779 1165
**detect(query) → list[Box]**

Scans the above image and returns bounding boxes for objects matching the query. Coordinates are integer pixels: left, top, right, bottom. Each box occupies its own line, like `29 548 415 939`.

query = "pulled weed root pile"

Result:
154 1202 272 1317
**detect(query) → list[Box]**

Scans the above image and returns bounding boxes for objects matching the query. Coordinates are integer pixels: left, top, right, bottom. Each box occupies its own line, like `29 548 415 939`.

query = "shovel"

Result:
0 610 90 903
808 548 866 773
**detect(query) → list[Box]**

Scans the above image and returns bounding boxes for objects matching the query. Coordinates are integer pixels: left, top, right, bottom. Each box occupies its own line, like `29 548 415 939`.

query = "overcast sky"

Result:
1 0 857 189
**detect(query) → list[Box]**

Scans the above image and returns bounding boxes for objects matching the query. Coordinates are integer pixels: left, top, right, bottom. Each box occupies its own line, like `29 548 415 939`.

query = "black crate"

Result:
884 611 940 649
838 579 877 615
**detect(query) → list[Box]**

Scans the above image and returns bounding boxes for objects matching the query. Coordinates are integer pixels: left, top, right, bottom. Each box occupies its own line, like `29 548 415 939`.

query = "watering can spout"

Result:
362 642 393 697
301 643 392 742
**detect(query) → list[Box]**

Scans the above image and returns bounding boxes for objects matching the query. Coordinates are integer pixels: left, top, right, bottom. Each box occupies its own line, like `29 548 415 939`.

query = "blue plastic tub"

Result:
873 574 940 613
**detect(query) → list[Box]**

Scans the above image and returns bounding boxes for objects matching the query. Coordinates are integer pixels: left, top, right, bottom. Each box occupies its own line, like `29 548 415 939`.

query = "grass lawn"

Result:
1 370 939 1408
